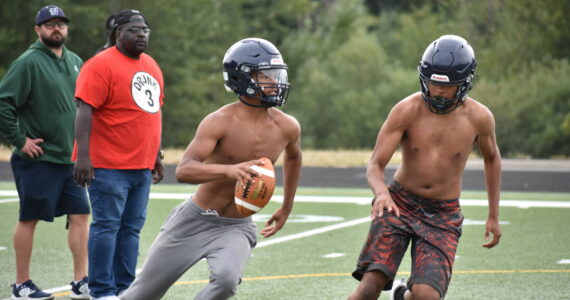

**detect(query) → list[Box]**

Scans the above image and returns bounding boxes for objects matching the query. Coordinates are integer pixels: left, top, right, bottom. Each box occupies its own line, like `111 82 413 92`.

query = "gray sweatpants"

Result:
121 197 257 300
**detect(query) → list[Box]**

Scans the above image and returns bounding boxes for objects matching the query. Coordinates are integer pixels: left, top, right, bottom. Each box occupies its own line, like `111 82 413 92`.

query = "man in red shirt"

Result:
73 9 164 300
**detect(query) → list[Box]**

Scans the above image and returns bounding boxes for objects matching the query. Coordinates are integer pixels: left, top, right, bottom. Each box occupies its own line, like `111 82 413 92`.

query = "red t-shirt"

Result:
74 47 164 169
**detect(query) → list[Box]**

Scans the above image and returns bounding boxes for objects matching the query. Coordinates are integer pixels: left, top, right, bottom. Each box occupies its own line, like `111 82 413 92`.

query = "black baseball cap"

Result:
36 5 70 25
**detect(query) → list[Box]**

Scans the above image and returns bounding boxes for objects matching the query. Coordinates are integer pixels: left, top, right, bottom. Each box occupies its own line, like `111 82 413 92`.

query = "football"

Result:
234 157 276 217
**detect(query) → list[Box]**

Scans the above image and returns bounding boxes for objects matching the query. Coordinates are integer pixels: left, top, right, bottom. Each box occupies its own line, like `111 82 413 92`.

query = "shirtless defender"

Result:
348 35 502 300
120 38 302 300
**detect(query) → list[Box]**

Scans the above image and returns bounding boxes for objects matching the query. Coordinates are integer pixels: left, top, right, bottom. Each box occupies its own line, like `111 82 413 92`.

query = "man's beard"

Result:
40 33 66 48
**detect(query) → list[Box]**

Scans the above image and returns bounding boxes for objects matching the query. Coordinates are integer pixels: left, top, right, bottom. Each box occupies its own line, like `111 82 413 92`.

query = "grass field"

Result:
0 182 569 299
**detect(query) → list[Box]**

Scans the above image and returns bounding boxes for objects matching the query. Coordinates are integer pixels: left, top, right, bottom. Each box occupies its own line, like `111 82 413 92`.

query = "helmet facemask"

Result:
248 68 290 107
419 74 473 114
224 66 290 108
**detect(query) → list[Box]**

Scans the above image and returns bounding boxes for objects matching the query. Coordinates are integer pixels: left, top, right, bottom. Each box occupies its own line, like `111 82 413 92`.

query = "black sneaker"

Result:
70 276 90 299
10 280 54 300
390 278 408 300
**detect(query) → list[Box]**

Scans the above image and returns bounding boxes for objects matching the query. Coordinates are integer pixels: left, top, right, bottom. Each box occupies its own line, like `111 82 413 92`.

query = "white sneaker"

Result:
70 276 90 299
10 280 54 300
390 278 408 300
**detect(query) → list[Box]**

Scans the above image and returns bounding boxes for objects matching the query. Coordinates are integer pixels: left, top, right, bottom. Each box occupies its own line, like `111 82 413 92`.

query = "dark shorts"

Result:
11 154 90 222
352 181 463 298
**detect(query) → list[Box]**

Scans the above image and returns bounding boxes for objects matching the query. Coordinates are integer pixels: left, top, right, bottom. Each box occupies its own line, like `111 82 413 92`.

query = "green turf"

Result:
0 183 569 299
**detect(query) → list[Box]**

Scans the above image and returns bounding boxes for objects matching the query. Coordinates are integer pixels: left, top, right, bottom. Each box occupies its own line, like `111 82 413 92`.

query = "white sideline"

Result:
1 190 570 208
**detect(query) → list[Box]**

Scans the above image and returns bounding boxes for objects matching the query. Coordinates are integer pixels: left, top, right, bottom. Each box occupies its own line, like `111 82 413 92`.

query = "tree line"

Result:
1 0 569 158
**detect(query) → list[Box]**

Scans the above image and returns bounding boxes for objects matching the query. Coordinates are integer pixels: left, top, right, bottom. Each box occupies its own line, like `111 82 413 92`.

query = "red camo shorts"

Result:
352 181 464 298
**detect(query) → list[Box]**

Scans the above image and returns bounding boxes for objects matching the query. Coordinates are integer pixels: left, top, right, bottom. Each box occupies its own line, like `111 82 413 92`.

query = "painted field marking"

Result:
19 214 524 298
46 216 371 296
270 195 570 209
256 217 370 248
557 259 570 264
2 190 570 209
0 190 17 196
323 253 346 258
50 269 570 297
253 214 344 223
3 190 567 298
463 219 510 225
0 198 18 203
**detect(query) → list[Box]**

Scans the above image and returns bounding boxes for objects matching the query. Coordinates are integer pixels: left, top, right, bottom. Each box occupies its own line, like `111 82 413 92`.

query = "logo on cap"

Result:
36 5 69 25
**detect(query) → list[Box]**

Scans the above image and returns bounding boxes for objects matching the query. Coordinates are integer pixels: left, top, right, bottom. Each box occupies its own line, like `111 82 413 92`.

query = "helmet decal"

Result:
430 74 450 82
271 58 284 65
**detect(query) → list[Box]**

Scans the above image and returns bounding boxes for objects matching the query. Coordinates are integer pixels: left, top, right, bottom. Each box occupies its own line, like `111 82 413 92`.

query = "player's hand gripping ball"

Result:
234 158 276 217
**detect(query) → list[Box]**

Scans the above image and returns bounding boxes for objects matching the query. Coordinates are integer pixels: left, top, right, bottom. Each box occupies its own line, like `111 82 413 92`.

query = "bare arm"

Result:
151 111 164 184
261 120 302 238
476 107 502 248
175 113 260 184
74 99 94 187
368 102 409 218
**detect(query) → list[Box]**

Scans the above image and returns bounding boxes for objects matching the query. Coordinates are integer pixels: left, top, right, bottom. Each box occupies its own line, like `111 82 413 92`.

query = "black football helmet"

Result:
418 35 477 114
223 38 290 107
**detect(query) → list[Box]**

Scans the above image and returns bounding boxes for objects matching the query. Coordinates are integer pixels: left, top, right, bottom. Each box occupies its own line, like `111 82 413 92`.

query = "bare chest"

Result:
404 115 477 155
214 121 289 163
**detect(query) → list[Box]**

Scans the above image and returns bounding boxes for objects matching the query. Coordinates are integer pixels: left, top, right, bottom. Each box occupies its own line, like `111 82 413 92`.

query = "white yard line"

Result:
0 190 18 196
44 285 72 294
257 217 370 248
0 198 19 203
39 216 372 295
1 190 569 208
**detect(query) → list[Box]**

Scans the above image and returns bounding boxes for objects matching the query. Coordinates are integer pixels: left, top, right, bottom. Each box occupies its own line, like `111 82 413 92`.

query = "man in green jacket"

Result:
0 5 90 300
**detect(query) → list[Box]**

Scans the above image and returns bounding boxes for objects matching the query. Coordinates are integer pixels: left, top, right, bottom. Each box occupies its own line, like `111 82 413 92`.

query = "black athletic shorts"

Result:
11 154 90 222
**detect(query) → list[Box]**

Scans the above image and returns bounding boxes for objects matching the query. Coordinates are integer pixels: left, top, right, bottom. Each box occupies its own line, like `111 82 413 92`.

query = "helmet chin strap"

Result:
238 95 269 108
422 94 464 114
